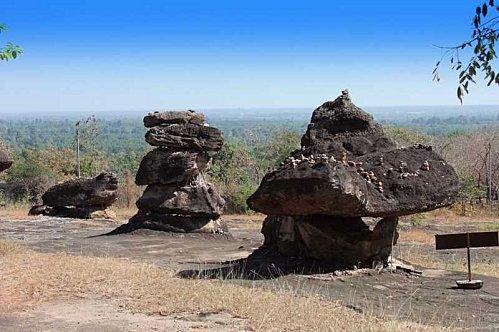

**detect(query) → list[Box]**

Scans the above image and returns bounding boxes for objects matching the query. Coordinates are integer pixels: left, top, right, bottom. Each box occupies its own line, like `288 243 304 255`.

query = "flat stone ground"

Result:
0 215 498 331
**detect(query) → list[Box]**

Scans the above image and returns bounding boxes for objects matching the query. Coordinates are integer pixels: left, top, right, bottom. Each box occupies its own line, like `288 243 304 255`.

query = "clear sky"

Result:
0 1 498 113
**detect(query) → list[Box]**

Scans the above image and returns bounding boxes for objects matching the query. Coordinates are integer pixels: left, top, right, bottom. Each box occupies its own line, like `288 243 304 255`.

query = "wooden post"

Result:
466 232 471 282
76 126 81 178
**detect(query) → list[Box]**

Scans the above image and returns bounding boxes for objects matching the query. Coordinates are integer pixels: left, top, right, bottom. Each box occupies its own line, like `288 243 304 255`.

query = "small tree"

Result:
433 1 499 102
0 23 22 61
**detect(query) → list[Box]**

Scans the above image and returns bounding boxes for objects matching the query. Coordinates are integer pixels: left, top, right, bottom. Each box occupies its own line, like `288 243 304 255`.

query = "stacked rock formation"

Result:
115 110 225 233
30 172 119 219
247 91 460 267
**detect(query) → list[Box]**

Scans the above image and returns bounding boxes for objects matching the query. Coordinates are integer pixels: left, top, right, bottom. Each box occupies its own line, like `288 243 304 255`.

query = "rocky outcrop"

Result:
30 172 118 219
247 91 460 267
111 110 225 233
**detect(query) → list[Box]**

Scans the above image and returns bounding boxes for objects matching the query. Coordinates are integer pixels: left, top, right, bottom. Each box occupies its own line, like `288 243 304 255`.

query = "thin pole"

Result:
466 232 471 282
76 126 81 178
488 143 492 204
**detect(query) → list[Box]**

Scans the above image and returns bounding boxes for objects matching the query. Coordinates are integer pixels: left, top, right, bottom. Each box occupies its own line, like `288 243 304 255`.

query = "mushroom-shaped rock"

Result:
246 91 460 268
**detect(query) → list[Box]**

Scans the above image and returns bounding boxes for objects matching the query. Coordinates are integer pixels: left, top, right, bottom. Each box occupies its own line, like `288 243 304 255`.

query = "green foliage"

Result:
433 2 499 102
208 131 300 213
208 139 258 213
459 176 487 201
384 126 433 147
0 23 23 61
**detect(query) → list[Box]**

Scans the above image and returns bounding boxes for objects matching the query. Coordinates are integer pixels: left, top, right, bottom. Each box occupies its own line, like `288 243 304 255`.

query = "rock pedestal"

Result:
29 172 119 219
113 110 225 233
247 91 460 267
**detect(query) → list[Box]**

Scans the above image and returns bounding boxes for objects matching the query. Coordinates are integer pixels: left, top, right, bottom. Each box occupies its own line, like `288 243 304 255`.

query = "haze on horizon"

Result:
1 1 498 114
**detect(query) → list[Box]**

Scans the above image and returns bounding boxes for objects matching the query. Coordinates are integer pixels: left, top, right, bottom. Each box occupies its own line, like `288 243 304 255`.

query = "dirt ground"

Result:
0 214 498 331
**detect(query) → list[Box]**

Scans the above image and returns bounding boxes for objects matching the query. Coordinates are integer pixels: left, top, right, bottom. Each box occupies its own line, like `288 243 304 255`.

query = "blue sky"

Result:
0 1 498 113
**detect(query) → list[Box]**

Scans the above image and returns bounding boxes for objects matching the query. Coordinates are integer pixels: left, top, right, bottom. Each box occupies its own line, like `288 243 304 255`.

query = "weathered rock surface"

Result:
136 178 225 217
247 145 460 217
144 110 205 127
145 124 223 151
299 90 396 158
113 210 212 233
261 215 398 265
247 91 460 267
135 149 208 185
0 145 13 172
112 109 225 234
42 172 118 208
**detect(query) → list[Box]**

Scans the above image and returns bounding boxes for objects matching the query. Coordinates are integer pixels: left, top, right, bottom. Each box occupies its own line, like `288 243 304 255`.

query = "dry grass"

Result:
396 244 499 278
0 240 440 331
0 203 32 219
399 229 434 245
113 206 138 221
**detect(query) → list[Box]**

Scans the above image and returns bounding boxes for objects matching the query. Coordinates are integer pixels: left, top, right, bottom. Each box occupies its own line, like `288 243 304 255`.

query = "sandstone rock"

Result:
144 110 205 127
135 148 209 185
246 91 460 267
136 177 225 218
0 145 13 172
42 172 118 208
260 215 398 267
247 145 460 217
145 123 223 151
299 90 396 159
117 210 212 233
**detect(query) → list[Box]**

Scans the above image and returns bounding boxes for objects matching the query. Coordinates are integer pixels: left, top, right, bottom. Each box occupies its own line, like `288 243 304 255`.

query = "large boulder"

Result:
246 91 460 268
299 90 396 158
145 123 223 151
42 172 118 208
0 145 13 172
247 145 460 217
144 110 205 127
136 177 225 218
135 148 209 185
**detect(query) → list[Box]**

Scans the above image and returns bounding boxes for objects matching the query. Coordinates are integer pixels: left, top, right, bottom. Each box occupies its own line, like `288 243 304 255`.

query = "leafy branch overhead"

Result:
433 1 499 102
0 23 23 61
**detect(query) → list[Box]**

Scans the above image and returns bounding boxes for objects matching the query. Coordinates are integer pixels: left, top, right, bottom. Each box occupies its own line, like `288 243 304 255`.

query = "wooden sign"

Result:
435 231 498 289
435 231 498 250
